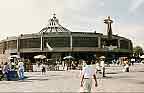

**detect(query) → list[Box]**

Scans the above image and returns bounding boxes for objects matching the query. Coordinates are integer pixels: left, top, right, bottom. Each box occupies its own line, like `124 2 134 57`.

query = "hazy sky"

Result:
0 0 144 48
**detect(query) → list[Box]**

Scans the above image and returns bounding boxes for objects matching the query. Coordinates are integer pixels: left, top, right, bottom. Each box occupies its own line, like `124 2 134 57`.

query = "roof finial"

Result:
53 13 56 18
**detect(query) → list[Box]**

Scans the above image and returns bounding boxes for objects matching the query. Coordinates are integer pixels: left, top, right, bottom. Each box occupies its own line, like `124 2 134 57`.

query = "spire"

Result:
40 13 70 33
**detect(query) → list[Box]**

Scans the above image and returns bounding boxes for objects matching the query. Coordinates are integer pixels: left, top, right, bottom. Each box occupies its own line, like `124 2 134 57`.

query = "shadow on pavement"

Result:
18 76 49 81
137 81 144 84
50 75 63 77
106 72 118 74
137 71 144 72
27 78 49 81
100 75 134 80
25 75 47 77
101 76 113 79
18 80 32 82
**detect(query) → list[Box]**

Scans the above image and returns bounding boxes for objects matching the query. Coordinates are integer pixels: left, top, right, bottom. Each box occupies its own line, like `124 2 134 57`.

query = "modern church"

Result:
0 14 133 63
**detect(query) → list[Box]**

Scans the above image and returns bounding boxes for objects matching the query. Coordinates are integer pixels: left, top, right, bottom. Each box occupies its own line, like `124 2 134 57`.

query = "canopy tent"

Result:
9 55 20 59
63 56 74 60
34 55 46 59
100 56 106 59
140 55 144 58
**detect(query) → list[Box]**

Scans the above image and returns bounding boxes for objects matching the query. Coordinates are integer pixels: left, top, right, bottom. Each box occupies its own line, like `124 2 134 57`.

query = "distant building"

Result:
0 15 133 63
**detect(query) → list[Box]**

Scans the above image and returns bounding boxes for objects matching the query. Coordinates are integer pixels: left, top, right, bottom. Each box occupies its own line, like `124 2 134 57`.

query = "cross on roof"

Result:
53 13 56 18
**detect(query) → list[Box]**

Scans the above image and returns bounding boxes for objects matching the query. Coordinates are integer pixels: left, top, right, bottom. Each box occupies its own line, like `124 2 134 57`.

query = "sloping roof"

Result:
40 14 71 33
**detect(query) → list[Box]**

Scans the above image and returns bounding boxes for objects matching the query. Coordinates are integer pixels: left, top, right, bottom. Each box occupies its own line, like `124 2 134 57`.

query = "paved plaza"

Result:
0 63 144 92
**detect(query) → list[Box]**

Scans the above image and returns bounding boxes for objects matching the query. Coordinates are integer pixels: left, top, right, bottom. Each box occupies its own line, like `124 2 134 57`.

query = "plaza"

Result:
0 63 144 92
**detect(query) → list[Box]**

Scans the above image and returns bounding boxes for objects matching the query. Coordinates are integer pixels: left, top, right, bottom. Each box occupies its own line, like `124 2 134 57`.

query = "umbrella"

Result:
100 56 106 59
9 55 20 59
46 59 53 61
140 55 144 58
63 56 74 60
34 55 46 59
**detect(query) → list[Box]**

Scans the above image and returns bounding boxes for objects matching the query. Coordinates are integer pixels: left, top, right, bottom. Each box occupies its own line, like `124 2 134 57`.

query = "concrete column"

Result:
17 36 20 55
118 39 121 48
40 33 43 51
128 40 131 50
70 33 72 50
98 36 101 48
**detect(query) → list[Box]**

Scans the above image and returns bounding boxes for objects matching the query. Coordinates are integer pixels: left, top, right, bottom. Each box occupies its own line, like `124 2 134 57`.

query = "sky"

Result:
0 0 144 48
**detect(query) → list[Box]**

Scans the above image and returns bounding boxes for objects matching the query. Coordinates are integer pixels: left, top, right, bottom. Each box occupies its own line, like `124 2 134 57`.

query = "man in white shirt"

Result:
100 59 105 77
80 60 98 92
18 61 24 80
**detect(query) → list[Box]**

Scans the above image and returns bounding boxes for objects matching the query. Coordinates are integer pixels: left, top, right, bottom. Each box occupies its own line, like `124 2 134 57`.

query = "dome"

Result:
40 14 71 33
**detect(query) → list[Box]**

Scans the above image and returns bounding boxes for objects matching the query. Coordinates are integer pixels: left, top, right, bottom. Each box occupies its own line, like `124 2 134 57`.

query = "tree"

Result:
133 46 143 57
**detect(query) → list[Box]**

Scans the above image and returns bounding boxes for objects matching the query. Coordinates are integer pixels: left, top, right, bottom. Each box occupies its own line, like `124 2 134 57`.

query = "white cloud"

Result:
129 0 144 13
0 0 143 50
113 24 144 48
99 1 105 7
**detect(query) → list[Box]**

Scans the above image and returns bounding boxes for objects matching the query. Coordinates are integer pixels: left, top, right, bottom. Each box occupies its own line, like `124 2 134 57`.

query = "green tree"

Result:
133 46 143 57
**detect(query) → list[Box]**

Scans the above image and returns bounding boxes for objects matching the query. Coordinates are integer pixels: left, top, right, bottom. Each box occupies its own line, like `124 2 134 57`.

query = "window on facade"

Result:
72 37 98 47
20 38 41 48
120 40 129 49
44 37 70 48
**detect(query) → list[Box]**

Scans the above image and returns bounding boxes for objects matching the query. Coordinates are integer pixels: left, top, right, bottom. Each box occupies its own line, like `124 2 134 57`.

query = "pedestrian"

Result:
41 64 46 75
0 65 3 80
80 60 98 92
131 58 135 66
96 61 101 73
18 60 25 80
2 62 10 80
124 59 129 72
100 58 105 77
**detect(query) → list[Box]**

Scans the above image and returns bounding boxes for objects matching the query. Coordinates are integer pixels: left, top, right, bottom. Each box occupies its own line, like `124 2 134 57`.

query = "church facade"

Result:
0 15 133 63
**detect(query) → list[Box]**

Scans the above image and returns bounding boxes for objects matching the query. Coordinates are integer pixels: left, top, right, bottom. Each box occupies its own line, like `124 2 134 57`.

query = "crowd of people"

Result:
0 56 140 92
0 60 24 81
0 56 138 88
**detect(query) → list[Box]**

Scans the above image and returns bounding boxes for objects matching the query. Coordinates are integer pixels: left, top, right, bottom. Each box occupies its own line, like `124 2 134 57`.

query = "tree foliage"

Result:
133 46 143 57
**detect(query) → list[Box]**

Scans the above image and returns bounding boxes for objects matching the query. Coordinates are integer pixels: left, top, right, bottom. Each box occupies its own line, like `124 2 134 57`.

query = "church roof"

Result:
40 14 71 33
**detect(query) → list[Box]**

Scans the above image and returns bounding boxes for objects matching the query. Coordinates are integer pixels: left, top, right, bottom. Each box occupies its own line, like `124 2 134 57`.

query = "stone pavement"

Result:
0 63 144 92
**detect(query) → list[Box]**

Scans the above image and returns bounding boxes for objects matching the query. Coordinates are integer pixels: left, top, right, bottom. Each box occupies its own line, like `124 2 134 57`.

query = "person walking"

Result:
18 60 24 80
0 65 3 80
2 62 10 80
80 60 98 92
124 59 129 72
41 64 46 75
100 58 105 77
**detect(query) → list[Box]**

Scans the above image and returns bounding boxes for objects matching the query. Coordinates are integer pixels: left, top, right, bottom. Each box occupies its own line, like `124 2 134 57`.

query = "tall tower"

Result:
104 16 113 41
